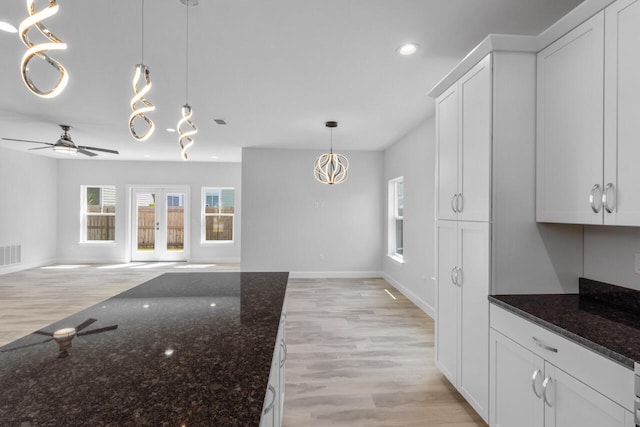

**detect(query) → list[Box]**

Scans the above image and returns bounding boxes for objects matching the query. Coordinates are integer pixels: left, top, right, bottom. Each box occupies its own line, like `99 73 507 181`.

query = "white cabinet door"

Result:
435 220 459 385
458 221 490 420
436 85 459 221
459 55 492 222
544 364 632 427
536 13 604 224
489 330 544 427
604 0 640 226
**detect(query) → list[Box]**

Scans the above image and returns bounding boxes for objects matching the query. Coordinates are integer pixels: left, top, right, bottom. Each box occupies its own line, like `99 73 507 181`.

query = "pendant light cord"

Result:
330 128 334 154
141 0 145 64
185 4 190 104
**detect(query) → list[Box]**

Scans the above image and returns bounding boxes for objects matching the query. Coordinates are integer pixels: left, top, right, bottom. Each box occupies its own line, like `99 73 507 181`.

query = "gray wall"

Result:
241 147 384 276
0 147 58 271
56 160 241 263
584 226 640 289
383 118 436 317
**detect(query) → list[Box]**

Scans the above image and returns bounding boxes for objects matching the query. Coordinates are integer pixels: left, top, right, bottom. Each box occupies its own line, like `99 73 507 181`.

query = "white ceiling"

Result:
0 0 583 162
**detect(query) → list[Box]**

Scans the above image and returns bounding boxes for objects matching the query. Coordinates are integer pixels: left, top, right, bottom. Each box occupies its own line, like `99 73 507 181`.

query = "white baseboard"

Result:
54 258 127 264
289 271 384 279
0 258 57 275
189 257 241 264
383 273 435 320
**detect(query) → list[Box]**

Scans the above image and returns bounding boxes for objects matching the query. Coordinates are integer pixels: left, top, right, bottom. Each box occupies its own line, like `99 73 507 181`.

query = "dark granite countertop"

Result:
0 272 288 426
489 278 640 370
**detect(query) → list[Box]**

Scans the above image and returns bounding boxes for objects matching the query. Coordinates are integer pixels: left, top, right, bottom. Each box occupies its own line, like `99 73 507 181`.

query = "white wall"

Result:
383 118 436 318
0 147 57 271
241 147 384 276
56 160 241 263
584 226 640 289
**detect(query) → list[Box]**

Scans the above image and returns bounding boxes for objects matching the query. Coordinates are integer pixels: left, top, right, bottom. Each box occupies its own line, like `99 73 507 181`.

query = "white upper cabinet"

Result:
436 55 491 222
604 0 640 225
537 0 640 226
536 12 604 224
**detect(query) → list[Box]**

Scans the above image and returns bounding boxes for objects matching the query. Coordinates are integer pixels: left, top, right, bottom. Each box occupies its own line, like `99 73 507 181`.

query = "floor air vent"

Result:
1 245 21 268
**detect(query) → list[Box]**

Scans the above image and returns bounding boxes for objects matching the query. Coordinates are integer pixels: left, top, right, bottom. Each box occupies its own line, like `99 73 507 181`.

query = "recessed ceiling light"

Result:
397 43 419 56
0 21 17 33
166 128 176 133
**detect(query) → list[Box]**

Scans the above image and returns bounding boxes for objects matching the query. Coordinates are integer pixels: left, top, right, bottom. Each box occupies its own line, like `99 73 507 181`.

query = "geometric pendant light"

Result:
313 121 349 185
19 0 69 98
129 0 155 141
176 0 198 160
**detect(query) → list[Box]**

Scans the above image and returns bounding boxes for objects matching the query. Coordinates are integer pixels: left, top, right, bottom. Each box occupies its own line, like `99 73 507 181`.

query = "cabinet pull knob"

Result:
263 384 276 415
602 183 615 214
456 193 463 213
542 377 554 407
451 194 458 213
589 184 602 213
531 369 542 398
532 336 558 353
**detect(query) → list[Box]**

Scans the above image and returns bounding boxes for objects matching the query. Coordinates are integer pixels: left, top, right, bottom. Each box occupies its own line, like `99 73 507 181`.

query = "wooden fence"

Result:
137 206 184 250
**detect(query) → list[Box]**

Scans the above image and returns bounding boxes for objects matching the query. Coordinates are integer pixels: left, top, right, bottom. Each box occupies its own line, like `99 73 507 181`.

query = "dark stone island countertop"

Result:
489 278 640 370
0 272 288 426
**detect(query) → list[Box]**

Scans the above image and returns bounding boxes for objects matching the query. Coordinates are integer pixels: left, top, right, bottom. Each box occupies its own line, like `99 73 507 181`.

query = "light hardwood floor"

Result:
0 265 486 427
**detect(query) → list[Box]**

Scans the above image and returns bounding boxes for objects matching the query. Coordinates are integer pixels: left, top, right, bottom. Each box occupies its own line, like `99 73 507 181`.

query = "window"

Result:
388 177 404 260
202 188 235 242
82 186 116 242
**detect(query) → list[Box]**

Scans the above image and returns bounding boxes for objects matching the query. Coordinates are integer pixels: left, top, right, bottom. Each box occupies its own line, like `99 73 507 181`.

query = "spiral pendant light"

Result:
19 0 68 98
314 121 349 185
129 0 155 141
176 0 198 160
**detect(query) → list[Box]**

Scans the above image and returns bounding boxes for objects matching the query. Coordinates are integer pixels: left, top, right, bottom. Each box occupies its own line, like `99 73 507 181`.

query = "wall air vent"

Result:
213 119 227 125
1 245 21 268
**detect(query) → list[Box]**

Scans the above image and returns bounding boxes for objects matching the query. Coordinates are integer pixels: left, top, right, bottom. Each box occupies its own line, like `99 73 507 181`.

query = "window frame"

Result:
80 185 117 245
201 187 235 244
387 177 404 262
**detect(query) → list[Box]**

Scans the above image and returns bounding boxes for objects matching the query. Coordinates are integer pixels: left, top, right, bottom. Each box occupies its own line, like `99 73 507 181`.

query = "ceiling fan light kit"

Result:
19 0 68 98
314 121 349 185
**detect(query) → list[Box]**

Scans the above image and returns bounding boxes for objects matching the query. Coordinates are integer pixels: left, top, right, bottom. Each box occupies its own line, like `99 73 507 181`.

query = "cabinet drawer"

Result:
490 304 633 411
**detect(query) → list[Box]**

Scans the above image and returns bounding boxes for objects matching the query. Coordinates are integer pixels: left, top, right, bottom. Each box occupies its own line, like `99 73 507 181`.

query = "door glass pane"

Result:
137 192 156 251
167 194 184 251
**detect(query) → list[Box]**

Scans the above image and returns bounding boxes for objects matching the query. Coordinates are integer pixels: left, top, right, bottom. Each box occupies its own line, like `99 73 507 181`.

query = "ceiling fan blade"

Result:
2 138 53 145
29 146 54 151
77 325 118 336
1 338 53 352
77 148 98 157
33 330 54 337
78 145 119 155
75 318 97 332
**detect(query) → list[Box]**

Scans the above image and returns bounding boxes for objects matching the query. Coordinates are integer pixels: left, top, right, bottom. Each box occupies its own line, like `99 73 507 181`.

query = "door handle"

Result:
532 336 558 353
451 194 458 213
456 193 463 213
263 384 276 415
602 183 615 214
531 369 542 398
450 267 457 285
542 377 554 407
455 267 462 287
589 184 602 213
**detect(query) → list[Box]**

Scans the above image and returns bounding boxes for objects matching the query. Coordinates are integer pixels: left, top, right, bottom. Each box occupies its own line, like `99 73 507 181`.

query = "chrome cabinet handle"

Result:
531 369 542 398
279 340 287 368
455 267 462 287
589 184 602 213
532 336 558 353
456 193 463 213
263 384 276 415
542 377 554 407
602 183 615 214
450 267 457 285
451 194 458 213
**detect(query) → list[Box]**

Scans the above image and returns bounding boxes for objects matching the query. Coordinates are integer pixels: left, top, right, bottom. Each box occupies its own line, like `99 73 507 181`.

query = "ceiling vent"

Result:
213 119 227 125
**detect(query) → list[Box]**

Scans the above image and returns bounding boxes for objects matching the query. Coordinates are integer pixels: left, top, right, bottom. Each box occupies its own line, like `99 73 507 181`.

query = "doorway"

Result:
130 186 190 262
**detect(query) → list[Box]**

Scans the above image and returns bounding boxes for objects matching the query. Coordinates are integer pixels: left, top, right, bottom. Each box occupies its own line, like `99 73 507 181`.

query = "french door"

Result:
131 186 189 262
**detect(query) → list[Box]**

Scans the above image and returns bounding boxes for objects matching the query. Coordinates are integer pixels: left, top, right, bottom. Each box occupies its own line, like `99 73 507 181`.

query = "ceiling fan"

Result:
0 318 118 359
1 124 119 157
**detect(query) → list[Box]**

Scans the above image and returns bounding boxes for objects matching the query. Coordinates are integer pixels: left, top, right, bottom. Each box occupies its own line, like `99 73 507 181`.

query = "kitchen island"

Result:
0 272 288 426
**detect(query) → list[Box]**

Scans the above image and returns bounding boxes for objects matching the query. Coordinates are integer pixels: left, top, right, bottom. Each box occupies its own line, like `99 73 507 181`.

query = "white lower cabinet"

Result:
260 309 286 427
490 305 634 427
436 220 490 421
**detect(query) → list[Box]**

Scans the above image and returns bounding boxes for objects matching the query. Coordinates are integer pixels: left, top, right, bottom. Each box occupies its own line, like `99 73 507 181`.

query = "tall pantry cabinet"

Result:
433 47 582 423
